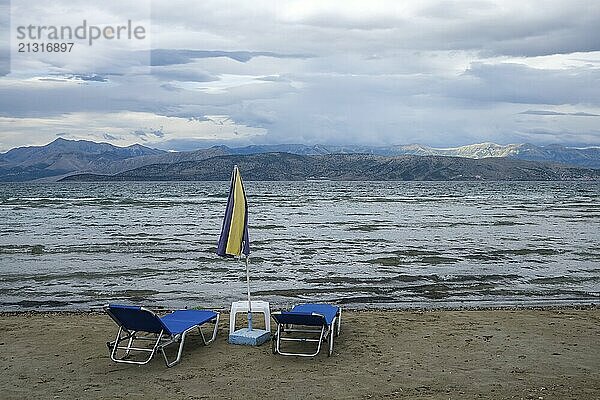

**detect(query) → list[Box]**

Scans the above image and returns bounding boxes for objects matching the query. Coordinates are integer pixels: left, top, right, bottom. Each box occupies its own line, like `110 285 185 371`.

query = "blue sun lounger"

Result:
104 304 219 367
271 303 341 357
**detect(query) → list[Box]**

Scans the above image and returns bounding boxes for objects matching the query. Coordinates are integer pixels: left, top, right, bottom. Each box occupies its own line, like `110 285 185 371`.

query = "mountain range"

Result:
0 138 164 182
1 138 599 182
61 152 600 182
217 142 600 170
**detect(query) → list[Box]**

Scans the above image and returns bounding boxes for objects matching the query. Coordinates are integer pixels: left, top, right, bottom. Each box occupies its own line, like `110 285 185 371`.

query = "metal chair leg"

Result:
328 321 334 356
161 314 219 367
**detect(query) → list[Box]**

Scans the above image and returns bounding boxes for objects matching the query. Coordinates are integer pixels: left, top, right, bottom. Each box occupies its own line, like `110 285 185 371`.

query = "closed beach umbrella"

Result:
217 165 254 329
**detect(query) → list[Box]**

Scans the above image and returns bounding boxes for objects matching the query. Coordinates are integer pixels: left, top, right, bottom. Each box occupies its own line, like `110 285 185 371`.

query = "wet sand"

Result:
1 308 598 399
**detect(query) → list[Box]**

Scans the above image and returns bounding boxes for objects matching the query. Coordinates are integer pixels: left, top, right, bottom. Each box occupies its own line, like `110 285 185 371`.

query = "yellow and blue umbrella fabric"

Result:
217 165 250 258
217 165 254 331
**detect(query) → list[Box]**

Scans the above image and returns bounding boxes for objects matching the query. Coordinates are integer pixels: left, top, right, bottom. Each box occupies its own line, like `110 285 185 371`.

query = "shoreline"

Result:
2 307 598 399
2 302 598 316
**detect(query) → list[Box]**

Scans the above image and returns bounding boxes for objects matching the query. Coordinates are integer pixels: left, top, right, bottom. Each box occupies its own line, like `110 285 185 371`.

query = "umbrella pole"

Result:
245 255 253 330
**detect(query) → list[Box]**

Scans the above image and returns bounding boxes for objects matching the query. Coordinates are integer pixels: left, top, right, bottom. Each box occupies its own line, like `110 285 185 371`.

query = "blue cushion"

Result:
107 304 164 334
107 305 217 336
273 312 327 327
160 310 218 335
272 303 339 327
291 304 339 326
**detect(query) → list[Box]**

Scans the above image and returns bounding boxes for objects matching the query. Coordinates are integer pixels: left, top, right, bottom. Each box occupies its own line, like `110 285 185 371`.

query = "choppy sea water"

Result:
0 181 598 311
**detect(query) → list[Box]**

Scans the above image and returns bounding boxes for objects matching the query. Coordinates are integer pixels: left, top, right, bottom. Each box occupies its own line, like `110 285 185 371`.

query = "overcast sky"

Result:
0 0 599 151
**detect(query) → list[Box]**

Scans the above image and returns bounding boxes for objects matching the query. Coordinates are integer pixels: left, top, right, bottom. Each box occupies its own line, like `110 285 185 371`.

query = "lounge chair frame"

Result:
272 308 341 357
105 306 219 367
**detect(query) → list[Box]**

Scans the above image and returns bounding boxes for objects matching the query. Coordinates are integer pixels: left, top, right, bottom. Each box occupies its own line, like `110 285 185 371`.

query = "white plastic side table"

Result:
229 300 271 334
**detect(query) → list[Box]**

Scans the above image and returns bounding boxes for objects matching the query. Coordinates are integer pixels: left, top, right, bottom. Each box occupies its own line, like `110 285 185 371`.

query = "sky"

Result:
0 0 599 152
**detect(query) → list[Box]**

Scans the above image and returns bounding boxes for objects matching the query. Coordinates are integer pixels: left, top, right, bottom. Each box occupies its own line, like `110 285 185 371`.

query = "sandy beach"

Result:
1 307 598 399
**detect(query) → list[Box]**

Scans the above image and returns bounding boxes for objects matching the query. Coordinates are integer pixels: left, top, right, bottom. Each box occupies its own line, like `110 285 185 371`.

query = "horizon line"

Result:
3 137 600 154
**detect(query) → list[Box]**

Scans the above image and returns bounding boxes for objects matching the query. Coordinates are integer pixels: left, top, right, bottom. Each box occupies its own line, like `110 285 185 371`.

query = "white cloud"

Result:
0 111 266 151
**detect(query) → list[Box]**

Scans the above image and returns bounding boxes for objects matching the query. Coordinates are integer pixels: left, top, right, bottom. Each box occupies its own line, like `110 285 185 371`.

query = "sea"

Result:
0 181 598 311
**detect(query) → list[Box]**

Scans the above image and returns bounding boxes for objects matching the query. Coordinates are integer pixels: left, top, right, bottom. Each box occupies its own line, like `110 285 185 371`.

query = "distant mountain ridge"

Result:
221 142 600 169
0 138 165 181
61 153 600 182
1 138 600 182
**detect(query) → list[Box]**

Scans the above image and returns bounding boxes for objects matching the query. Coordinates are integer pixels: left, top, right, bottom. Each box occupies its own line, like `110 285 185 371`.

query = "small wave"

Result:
493 248 564 257
112 289 160 297
1 196 223 207
253 224 286 230
394 249 441 257
356 195 461 203
573 251 600 260
464 252 505 261
5 197 103 202
304 274 429 285
253 286 388 298
0 244 45 254
0 229 26 234
337 295 396 304
492 220 522 226
463 248 565 260
441 274 521 282
4 300 73 308
197 266 230 273
366 257 402 266
366 255 460 266
0 267 163 283
530 276 598 285
408 283 453 299
346 224 385 232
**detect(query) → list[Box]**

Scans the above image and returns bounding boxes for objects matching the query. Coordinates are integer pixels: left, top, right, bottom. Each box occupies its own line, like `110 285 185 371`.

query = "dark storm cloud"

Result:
446 63 600 106
416 1 600 57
